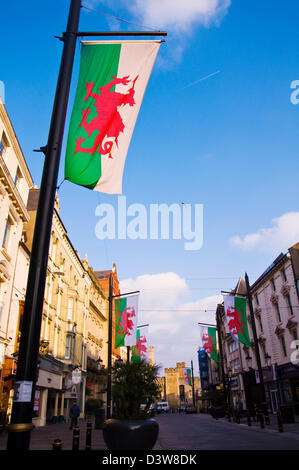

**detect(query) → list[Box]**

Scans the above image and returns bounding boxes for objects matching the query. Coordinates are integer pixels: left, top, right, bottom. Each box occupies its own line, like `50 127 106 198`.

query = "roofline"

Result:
0 100 34 186
250 251 288 291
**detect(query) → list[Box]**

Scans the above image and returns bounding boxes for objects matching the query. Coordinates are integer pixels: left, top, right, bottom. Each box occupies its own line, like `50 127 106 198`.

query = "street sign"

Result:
72 368 81 385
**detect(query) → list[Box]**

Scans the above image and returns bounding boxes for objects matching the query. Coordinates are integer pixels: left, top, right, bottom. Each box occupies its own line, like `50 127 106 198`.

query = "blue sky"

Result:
1 0 299 370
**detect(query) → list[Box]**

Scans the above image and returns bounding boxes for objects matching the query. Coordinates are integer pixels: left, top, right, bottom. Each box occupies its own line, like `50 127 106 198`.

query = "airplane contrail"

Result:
181 70 221 90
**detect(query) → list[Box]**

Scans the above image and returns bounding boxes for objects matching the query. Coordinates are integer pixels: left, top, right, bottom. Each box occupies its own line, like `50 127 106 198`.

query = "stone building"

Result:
85 261 108 408
242 246 299 414
93 267 127 362
18 188 93 425
164 362 200 408
0 99 33 418
215 243 299 415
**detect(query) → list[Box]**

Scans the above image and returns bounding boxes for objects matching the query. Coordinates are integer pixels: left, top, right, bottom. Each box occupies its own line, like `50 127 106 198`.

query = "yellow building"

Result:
164 362 200 409
0 99 33 420
17 188 109 426
85 262 108 409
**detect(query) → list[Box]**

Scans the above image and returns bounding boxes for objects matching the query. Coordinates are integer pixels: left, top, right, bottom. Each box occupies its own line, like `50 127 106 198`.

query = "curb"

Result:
215 417 299 441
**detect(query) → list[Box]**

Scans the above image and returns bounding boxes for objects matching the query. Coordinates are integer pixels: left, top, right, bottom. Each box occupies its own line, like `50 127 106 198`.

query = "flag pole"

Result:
107 287 140 419
107 271 114 420
216 304 231 422
245 272 269 427
6 0 81 450
191 360 195 407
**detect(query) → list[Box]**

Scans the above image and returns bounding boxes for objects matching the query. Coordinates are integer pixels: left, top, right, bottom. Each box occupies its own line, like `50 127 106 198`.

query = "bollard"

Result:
236 411 240 424
85 421 92 450
72 427 80 451
247 410 252 427
258 409 265 429
226 405 231 422
277 410 284 433
52 438 63 452
263 403 270 425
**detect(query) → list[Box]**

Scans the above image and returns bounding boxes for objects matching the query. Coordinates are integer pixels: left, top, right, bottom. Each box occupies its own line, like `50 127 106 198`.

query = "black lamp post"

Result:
106 276 140 420
245 273 269 427
246 355 253 369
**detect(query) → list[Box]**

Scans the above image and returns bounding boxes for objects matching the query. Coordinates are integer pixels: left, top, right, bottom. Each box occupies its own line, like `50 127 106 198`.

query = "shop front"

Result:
277 363 299 415
34 356 64 427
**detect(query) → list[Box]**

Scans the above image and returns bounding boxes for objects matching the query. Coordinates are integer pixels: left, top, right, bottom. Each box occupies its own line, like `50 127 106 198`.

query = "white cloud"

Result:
229 212 299 254
127 0 231 32
89 0 231 31
120 272 221 372
88 0 231 66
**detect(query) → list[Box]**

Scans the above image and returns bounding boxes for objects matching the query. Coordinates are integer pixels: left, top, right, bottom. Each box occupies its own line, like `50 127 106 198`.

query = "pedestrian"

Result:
69 400 80 430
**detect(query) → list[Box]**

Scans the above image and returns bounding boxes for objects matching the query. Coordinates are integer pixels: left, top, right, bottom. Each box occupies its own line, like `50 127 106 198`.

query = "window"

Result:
270 278 276 291
2 216 13 252
261 343 267 361
0 283 4 323
286 294 293 316
53 327 59 357
0 133 9 159
231 358 240 373
275 303 282 323
14 167 22 189
65 334 73 359
281 269 287 282
67 298 73 321
279 335 287 357
255 294 259 306
258 315 263 333
228 341 238 353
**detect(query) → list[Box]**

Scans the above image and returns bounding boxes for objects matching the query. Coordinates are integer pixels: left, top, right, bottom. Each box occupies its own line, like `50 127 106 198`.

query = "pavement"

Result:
0 412 299 451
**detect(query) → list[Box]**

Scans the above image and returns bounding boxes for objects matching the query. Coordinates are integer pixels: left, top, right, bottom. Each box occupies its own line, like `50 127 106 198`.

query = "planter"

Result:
94 407 106 429
103 418 159 450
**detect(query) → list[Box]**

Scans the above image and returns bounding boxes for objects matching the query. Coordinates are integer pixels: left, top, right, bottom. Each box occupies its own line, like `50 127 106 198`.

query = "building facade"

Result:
0 100 33 419
164 362 200 409
215 244 299 415
242 247 299 414
85 262 108 409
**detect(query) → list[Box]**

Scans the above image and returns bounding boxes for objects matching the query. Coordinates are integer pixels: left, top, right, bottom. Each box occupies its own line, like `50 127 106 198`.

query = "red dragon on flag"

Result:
202 333 215 355
117 306 136 337
134 335 148 359
226 305 246 336
75 74 138 159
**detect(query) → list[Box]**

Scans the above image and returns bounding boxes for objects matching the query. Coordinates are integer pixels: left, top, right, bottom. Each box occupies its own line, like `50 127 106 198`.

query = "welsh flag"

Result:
131 325 149 362
223 295 251 346
199 326 219 363
183 368 192 386
65 40 160 194
114 294 139 349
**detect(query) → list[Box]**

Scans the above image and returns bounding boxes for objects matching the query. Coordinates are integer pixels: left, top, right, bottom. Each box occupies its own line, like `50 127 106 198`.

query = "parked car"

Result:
140 403 155 415
185 405 197 414
156 401 170 413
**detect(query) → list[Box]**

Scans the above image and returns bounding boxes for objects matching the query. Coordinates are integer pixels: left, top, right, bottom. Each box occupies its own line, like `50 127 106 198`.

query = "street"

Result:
0 413 299 451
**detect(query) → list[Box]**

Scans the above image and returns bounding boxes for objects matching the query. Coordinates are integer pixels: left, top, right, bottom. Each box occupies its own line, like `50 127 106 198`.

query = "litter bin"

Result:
94 408 106 429
280 405 295 424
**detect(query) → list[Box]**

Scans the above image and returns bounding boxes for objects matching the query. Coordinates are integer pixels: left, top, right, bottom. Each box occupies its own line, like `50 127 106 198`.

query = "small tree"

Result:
111 360 160 419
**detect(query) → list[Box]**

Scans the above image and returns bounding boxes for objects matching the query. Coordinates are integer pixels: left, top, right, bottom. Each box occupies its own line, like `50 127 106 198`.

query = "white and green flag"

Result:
223 295 251 346
183 368 192 386
199 326 219 363
131 325 149 362
114 294 139 348
65 40 160 194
